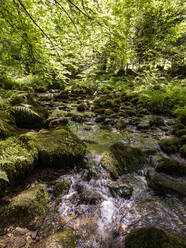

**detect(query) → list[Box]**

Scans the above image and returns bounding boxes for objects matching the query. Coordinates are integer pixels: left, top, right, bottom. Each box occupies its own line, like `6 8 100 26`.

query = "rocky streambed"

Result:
0 88 186 247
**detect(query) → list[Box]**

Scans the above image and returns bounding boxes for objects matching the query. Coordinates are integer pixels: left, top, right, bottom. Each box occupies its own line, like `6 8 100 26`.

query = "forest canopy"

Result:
0 0 185 81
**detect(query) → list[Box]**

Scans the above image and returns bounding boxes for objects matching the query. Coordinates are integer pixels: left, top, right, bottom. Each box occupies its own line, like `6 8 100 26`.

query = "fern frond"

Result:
12 105 40 118
0 169 9 182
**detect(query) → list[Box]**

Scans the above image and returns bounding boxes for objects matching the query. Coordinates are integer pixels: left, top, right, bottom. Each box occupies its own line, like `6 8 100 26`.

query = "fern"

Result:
0 147 27 182
12 105 40 118
0 169 9 182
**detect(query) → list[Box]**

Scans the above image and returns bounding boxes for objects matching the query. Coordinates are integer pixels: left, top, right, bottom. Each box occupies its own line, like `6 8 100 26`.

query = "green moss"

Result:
53 179 72 196
0 136 38 191
159 137 180 154
1 184 49 228
36 128 86 168
175 129 186 137
125 227 186 248
101 143 146 178
101 151 120 178
149 116 164 127
180 144 186 158
0 111 16 139
32 228 76 248
156 158 186 177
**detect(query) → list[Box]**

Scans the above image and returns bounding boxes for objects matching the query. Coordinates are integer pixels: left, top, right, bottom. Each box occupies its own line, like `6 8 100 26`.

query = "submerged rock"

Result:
101 143 146 178
0 184 49 229
147 168 186 196
156 158 186 177
32 229 76 248
125 227 186 248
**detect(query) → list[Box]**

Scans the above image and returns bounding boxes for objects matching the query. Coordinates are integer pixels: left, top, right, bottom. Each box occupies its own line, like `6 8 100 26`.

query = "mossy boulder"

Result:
156 158 186 177
180 135 186 145
77 102 88 112
159 137 180 154
108 181 133 198
1 184 49 229
147 168 186 196
180 144 186 158
116 119 127 129
53 179 72 196
175 129 186 137
149 116 164 127
36 128 86 168
125 227 186 248
32 229 76 248
0 135 38 192
101 143 146 178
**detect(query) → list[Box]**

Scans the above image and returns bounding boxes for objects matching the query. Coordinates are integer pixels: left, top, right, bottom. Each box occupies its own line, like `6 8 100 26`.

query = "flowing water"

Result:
42 101 186 247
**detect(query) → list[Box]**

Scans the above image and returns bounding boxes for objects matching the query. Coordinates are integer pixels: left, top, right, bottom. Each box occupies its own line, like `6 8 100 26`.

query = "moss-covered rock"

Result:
116 119 127 129
180 144 186 158
175 129 186 137
149 116 164 127
1 184 49 229
53 179 72 196
125 227 186 248
77 102 88 112
180 135 186 145
101 143 146 178
159 137 180 154
36 128 86 168
108 181 133 198
0 135 38 192
147 168 186 196
32 229 76 248
156 158 186 177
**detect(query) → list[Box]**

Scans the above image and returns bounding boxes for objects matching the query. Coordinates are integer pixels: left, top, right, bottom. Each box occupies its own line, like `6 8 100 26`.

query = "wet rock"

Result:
156 158 186 177
46 117 69 128
125 227 186 248
105 109 114 115
159 137 180 154
95 116 106 123
147 168 186 196
32 229 76 248
180 144 186 158
137 120 150 130
101 143 146 178
0 184 49 229
77 102 88 112
108 181 133 198
116 119 127 129
53 179 72 196
149 116 164 127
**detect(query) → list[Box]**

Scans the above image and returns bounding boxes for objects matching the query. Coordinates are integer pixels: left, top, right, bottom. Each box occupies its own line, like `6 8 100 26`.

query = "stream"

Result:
39 100 186 247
